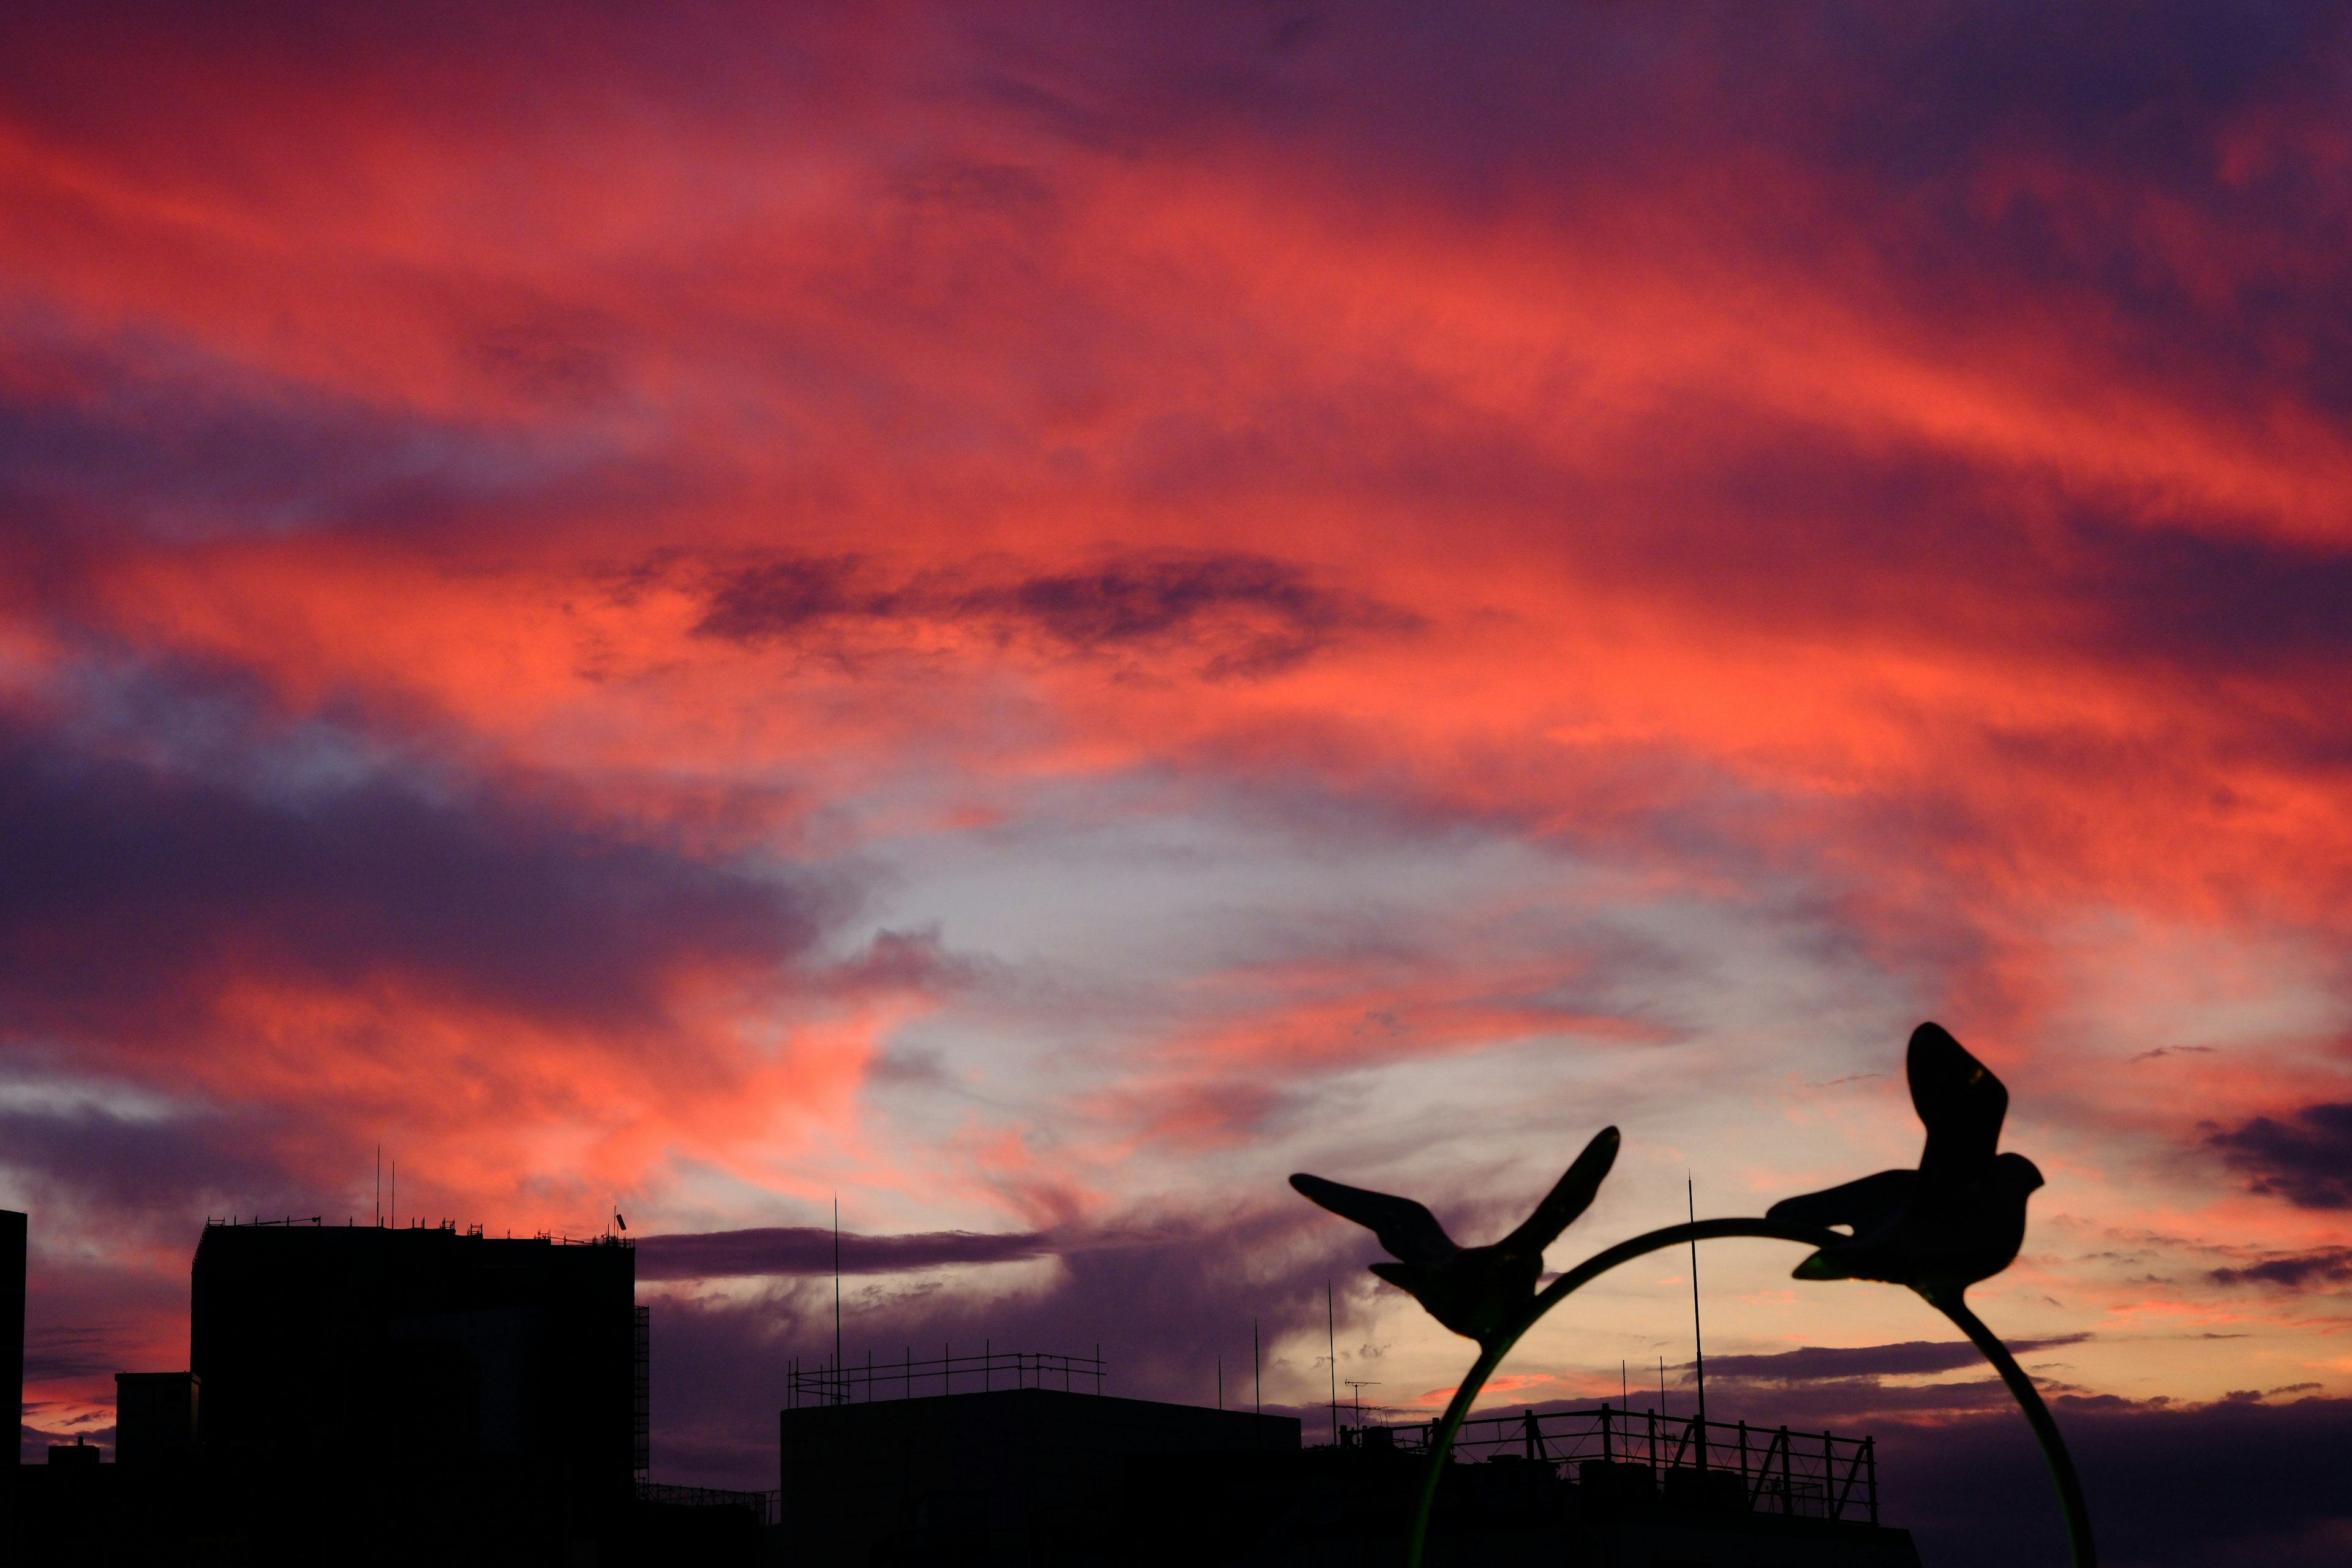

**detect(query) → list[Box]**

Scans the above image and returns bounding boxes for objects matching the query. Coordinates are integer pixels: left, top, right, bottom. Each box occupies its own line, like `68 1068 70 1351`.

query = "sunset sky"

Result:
3 5 2348 1562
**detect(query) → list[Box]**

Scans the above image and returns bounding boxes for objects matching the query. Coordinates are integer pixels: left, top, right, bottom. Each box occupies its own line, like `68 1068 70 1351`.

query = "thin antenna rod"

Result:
375 1145 381 1227
1658 1355 1665 1413
833 1196 843 1404
1687 1176 1708 1428
1621 1358 1627 1406
390 1159 395 1231
1254 1319 1261 1419
1327 1280 1338 1445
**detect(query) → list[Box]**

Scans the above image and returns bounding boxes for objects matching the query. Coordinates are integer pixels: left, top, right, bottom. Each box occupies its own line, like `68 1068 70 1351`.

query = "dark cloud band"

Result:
634 1226 1054 1281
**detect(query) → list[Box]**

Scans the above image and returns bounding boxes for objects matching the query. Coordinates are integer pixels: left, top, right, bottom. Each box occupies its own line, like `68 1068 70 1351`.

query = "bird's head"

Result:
1993 1151 2045 1200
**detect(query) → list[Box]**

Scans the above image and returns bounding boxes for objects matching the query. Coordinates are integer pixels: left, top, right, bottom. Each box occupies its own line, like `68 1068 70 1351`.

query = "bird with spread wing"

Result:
1768 1022 2045 1300
1291 1127 1619 1349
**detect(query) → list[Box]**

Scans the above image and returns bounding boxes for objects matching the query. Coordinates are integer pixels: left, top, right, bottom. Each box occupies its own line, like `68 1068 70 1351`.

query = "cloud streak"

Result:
635 1225 1053 1281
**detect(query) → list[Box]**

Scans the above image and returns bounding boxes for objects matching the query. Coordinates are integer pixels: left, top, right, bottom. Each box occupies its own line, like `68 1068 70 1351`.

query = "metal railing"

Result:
1352 1404 1877 1525
787 1345 1106 1408
635 1481 780 1526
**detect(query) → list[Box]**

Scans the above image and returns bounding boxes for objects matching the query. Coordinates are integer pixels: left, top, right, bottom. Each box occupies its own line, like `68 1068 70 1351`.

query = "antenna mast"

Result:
833 1196 843 1405
1687 1177 1708 1427
1326 1280 1338 1445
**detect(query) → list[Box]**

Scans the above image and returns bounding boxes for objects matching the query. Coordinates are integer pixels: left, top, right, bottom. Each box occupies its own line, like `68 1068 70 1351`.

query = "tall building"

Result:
2 1209 22 1469
26 1219 647 1564
189 1220 636 1499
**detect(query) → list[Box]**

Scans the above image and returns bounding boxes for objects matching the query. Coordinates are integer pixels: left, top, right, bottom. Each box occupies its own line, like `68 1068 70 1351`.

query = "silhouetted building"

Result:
111 1373 198 1468
2 1208 21 1466
783 1384 1298 1562
189 1219 636 1502
13 1217 647 1567
775 1356 1922 1567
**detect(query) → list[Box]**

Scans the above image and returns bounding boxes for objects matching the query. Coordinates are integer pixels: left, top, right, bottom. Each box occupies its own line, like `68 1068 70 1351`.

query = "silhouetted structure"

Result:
2 1209 21 1467
1251 1411 1920 1568
190 1219 635 1494
779 1380 1299 1562
111 1373 198 1467
12 1217 650 1566
772 1360 1918 1565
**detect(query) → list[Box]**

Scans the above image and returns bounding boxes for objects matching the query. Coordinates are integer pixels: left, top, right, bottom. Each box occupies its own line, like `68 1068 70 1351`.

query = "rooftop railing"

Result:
636 1481 780 1527
787 1345 1106 1408
1352 1404 1877 1525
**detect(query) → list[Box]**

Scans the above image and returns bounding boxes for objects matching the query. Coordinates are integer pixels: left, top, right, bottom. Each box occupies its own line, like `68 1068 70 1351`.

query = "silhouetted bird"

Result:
1291 1128 1619 1348
1768 1022 2044 1299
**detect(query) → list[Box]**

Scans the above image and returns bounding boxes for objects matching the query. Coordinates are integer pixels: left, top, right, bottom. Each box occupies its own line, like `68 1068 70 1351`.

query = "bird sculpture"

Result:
1291 1127 1619 1349
1768 1022 2044 1300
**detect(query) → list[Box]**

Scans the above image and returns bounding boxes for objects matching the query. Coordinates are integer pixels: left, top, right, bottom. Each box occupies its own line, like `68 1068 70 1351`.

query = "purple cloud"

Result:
2206 1103 2352 1209
693 550 1415 677
0 695 832 1040
2209 1248 2352 1289
635 1226 1054 1281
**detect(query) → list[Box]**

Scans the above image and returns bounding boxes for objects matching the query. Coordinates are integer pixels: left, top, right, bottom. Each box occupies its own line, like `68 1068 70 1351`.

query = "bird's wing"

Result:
1766 1168 1915 1232
1496 1127 1621 1258
1907 1022 2007 1178
1290 1174 1458 1265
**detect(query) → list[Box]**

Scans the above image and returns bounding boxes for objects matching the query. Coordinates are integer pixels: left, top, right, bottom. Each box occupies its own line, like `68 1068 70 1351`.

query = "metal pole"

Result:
1327 1280 1339 1446
842 1194 851 1401
1687 1178 1707 1438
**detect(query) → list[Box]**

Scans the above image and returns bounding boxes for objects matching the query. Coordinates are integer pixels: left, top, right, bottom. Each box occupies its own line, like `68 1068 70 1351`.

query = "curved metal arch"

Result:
1401 1219 2094 1568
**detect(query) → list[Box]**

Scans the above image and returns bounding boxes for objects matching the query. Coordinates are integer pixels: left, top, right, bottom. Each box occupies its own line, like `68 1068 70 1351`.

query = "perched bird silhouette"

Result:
1768 1022 2044 1300
1291 1128 1619 1348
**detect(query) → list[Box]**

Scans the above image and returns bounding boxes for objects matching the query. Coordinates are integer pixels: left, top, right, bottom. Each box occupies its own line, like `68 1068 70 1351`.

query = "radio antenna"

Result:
1687 1176 1708 1427
842 1194 851 1401
1326 1280 1338 1445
